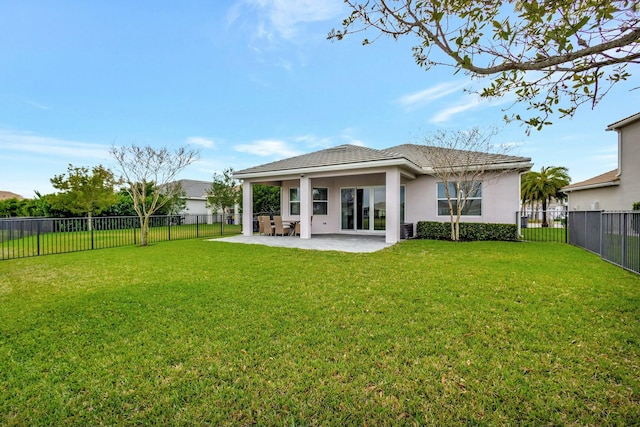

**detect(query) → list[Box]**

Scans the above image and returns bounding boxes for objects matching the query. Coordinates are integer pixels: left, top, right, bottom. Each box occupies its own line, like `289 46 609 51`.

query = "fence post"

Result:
196 215 199 238
167 215 171 241
37 219 41 256
622 212 628 271
90 217 94 250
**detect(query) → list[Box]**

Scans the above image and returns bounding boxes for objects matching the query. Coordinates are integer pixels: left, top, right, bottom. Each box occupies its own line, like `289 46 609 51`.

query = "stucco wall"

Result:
620 119 640 209
567 119 640 211
567 186 621 211
278 168 523 235
404 172 521 225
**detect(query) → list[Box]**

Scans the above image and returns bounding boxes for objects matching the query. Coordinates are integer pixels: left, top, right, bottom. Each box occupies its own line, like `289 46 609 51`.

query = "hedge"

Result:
416 221 519 242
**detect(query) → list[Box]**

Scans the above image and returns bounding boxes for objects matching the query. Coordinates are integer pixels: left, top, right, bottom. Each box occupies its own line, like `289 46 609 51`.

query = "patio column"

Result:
242 181 253 236
300 175 311 239
385 168 401 244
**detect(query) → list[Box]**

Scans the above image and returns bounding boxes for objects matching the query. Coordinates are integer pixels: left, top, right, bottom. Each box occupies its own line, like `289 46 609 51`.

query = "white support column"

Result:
300 176 311 239
242 181 253 236
385 168 401 244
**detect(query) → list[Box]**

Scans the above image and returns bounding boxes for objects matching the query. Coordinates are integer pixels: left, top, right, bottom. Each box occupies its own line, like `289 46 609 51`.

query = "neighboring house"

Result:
562 112 640 211
173 179 241 224
174 179 213 216
234 144 532 244
0 191 24 201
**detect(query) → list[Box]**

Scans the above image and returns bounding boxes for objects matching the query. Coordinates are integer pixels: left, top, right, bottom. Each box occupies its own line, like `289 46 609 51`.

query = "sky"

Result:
1 0 638 198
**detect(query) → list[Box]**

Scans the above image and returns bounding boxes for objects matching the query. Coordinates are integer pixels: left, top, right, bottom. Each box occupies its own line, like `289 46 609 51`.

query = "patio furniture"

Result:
288 221 300 236
259 216 274 236
273 216 290 236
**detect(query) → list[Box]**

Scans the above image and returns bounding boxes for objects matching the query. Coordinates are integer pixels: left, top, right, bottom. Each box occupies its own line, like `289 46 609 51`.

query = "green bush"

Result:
416 221 519 241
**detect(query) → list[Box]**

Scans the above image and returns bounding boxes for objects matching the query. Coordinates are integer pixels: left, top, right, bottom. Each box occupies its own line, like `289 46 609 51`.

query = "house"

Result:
234 144 532 244
174 179 213 216
173 179 241 224
0 191 24 201
562 112 640 210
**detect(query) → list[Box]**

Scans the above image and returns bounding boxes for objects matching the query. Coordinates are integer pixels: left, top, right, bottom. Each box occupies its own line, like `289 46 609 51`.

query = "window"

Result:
313 188 328 215
437 181 482 216
290 187 328 215
289 188 300 215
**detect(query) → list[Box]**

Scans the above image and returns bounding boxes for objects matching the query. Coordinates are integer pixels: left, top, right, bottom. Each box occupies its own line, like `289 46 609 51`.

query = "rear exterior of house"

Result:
234 144 532 244
562 112 640 211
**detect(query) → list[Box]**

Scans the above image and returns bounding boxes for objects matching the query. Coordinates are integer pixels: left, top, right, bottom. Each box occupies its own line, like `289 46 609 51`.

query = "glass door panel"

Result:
341 188 355 230
357 188 370 231
373 187 386 230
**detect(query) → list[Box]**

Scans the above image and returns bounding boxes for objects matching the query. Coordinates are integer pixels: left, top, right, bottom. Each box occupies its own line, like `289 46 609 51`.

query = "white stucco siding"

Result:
568 186 621 211
620 120 640 209
404 172 522 224
183 199 209 215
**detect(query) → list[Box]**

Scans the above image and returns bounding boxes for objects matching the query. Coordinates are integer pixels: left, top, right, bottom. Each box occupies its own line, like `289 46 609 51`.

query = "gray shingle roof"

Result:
234 144 409 175
234 143 531 177
175 179 210 199
385 144 531 168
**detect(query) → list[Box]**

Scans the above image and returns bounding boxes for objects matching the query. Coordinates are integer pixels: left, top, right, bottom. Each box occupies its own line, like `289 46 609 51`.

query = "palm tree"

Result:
521 166 571 227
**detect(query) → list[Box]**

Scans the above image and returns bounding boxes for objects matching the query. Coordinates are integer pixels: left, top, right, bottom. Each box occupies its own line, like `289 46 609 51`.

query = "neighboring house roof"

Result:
174 179 211 199
234 144 532 178
606 111 640 130
561 169 620 193
0 191 24 201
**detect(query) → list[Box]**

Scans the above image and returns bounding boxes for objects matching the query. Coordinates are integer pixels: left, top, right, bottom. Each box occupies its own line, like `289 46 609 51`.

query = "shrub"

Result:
633 202 640 233
416 221 519 242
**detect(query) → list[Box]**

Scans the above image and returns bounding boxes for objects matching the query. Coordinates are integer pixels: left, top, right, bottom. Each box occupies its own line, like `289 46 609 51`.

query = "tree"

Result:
329 0 640 130
50 164 120 229
206 168 241 230
422 127 513 241
521 166 571 226
110 144 199 246
253 184 281 214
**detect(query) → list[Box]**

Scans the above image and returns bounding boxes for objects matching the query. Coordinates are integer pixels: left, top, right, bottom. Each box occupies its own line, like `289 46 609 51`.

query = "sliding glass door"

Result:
341 186 386 232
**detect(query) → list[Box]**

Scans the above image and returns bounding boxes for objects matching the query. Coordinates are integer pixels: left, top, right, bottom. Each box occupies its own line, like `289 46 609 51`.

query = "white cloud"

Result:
430 98 483 123
397 81 468 111
234 0 344 41
429 92 514 124
235 139 302 157
186 136 216 148
0 130 109 159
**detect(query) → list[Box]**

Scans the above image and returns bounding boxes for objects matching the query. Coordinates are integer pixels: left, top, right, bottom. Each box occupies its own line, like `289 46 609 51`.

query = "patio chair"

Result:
293 222 300 236
260 216 274 236
273 216 290 236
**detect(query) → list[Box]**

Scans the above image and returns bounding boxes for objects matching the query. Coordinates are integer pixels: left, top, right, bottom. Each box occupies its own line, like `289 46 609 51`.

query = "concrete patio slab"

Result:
209 234 394 253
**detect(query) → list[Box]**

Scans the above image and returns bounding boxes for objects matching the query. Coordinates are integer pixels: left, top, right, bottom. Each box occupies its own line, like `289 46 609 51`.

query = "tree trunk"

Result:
140 215 150 246
542 199 549 227
87 212 93 231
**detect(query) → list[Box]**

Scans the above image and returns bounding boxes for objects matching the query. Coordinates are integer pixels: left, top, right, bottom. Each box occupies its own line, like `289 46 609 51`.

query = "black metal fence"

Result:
517 209 567 242
600 211 640 274
518 210 639 275
567 211 602 254
0 214 241 260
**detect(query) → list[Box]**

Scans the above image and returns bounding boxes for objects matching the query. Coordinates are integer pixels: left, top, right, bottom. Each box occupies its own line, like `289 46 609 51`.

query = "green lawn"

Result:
1 239 638 425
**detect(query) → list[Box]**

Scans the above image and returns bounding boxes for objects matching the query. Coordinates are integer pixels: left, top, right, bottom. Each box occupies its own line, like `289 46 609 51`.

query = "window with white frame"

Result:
290 187 329 215
313 188 328 215
289 188 300 215
437 181 482 216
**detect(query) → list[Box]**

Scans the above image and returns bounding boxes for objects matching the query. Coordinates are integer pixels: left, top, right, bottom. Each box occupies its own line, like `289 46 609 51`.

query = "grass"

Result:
520 226 567 242
1 238 639 425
